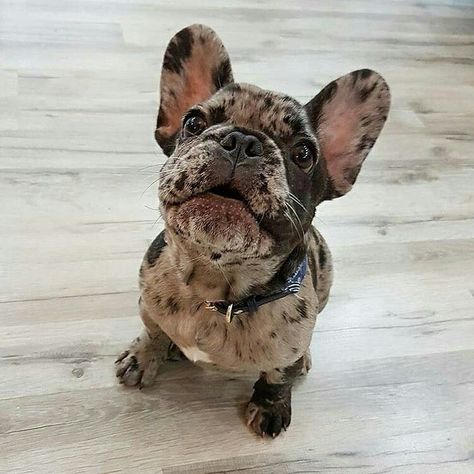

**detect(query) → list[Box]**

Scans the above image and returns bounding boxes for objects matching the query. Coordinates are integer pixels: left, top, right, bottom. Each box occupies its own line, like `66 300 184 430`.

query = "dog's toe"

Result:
115 354 144 386
245 401 291 438
115 338 160 388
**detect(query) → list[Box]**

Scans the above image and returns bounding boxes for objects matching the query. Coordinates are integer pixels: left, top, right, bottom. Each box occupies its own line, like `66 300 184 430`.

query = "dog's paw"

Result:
115 336 161 388
245 399 291 438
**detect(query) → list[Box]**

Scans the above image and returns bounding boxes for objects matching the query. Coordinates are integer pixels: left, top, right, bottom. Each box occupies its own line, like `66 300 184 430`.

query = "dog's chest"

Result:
142 278 317 372
140 245 319 371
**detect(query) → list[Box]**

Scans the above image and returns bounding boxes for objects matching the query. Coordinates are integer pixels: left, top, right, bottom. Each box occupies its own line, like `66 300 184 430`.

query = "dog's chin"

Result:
164 193 272 254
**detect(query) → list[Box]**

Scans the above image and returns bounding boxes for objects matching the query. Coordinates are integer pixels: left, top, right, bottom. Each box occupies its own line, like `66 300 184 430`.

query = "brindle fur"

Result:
115 24 390 438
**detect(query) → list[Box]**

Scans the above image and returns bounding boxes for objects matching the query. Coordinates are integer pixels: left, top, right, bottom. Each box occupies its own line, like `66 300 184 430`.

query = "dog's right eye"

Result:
291 142 314 170
182 115 207 138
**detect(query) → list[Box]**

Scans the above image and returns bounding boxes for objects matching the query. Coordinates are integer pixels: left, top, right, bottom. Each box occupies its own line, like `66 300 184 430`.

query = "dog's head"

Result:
156 24 390 265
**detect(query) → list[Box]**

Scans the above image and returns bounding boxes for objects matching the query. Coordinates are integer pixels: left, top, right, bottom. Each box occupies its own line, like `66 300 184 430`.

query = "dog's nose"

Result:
220 131 263 163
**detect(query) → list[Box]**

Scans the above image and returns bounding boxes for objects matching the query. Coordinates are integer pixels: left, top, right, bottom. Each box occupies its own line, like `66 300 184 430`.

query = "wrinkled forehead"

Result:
203 83 312 141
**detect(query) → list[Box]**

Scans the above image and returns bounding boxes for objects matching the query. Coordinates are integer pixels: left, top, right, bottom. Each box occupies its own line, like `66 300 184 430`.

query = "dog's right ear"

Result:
155 24 234 155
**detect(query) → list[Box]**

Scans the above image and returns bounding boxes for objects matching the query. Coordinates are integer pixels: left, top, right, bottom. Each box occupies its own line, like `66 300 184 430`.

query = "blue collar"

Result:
205 256 308 323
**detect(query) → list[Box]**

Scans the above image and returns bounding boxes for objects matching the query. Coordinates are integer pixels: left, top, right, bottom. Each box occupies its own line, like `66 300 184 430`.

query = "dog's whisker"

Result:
215 260 236 296
145 204 160 211
285 202 304 239
141 177 161 197
151 215 163 229
138 163 167 172
158 166 187 176
283 207 299 237
288 193 309 215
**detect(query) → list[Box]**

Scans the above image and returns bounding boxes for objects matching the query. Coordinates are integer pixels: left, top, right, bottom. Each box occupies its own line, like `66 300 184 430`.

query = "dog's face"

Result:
155 25 390 263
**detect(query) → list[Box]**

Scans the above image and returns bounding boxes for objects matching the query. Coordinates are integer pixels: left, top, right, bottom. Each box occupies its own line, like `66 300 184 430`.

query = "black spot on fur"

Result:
360 115 372 128
175 171 187 191
146 231 167 265
270 331 277 338
359 81 377 102
296 299 308 319
283 113 304 133
281 96 298 105
351 69 372 86
305 81 338 127
167 297 180 314
211 252 222 260
196 163 207 175
307 249 318 292
203 221 213 233
291 347 298 354
264 96 273 108
318 245 327 269
213 57 233 90
356 134 376 153
163 27 194 74
209 105 227 124
258 177 269 194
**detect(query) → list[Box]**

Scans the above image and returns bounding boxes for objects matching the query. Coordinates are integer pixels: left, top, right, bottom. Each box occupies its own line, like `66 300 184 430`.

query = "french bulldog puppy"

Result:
115 24 390 438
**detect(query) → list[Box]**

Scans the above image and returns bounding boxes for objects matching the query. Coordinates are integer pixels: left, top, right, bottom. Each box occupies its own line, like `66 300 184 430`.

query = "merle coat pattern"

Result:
115 24 390 438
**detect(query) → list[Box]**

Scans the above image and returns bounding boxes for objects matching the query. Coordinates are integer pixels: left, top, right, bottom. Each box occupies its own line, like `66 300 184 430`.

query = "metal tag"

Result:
226 303 234 323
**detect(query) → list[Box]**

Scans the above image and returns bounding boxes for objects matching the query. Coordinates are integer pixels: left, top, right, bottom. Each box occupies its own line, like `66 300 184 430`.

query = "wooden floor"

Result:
1 0 474 472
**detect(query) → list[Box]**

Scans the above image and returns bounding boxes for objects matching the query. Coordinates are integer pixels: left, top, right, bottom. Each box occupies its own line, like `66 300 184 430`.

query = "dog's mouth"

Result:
207 184 247 204
164 181 262 239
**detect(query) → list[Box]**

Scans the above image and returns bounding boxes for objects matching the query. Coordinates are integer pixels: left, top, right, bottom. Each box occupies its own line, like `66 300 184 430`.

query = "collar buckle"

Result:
204 256 307 322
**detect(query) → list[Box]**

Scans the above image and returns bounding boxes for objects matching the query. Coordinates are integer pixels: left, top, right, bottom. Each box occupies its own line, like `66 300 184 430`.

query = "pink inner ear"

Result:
315 71 390 196
158 41 220 140
319 91 361 194
182 47 214 109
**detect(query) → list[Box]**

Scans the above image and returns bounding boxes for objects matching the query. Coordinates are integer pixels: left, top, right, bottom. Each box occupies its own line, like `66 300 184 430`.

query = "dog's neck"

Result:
165 230 305 302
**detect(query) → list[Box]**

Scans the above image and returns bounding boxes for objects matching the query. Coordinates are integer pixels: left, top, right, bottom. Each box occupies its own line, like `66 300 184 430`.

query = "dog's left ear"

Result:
305 69 390 199
155 24 233 155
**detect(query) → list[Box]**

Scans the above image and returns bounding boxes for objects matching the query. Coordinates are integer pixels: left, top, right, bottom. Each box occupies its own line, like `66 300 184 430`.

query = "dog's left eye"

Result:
291 142 314 170
183 115 207 138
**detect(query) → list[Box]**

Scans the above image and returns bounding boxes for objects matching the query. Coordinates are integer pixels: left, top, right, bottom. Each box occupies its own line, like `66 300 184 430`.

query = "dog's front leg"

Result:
246 356 306 438
115 299 171 388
